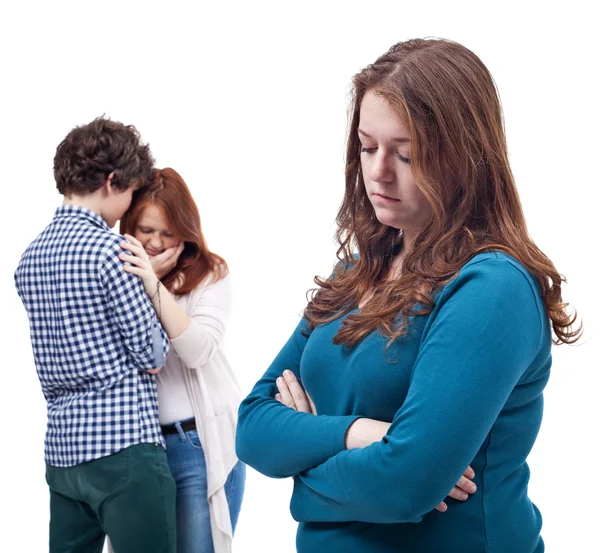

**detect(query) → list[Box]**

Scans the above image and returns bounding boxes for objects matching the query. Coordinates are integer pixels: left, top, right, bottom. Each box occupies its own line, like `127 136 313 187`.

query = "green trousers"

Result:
45 442 177 553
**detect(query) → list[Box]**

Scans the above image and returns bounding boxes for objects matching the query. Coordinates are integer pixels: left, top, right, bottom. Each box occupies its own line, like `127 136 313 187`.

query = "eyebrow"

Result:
358 129 410 143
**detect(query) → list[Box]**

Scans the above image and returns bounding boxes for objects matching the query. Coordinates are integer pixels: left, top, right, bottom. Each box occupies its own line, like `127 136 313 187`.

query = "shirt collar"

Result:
53 205 111 232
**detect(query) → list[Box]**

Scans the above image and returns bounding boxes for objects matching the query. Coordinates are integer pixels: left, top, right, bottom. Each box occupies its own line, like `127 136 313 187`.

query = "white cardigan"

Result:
107 272 242 553
168 272 242 553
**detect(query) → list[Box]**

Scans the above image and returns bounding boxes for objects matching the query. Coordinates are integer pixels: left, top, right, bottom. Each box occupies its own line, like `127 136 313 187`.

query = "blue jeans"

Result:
164 420 246 553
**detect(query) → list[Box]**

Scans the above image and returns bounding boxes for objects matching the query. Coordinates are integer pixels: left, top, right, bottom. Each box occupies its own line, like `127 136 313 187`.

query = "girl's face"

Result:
133 204 181 256
359 89 432 234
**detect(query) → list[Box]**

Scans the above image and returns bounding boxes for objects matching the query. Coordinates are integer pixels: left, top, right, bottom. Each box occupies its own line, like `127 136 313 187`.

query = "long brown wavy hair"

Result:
120 167 227 295
304 38 580 346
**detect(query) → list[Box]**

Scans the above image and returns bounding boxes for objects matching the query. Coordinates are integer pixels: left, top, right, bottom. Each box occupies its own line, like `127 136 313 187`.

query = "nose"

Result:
370 150 394 183
148 233 162 249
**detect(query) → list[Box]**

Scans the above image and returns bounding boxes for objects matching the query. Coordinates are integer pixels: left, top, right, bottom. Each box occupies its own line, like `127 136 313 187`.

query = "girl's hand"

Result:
435 466 477 512
345 418 477 512
275 370 317 415
151 241 185 280
119 234 159 296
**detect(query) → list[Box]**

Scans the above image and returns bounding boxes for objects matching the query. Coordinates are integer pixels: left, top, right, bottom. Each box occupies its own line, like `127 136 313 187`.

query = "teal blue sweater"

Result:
236 252 550 552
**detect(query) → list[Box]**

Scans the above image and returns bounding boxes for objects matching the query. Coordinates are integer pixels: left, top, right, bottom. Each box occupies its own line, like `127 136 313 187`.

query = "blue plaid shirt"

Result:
15 205 169 467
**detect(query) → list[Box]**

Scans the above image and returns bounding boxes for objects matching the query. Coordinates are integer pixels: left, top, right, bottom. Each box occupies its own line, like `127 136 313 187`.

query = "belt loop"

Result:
174 421 187 442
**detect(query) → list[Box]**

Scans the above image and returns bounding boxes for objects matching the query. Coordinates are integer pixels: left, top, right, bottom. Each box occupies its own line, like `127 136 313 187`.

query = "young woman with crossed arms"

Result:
236 38 580 553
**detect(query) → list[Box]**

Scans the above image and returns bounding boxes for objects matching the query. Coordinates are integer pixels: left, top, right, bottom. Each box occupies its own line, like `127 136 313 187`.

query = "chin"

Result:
374 212 403 230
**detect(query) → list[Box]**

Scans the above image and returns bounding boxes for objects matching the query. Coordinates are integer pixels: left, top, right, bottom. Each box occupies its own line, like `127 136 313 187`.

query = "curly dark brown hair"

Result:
53 116 154 196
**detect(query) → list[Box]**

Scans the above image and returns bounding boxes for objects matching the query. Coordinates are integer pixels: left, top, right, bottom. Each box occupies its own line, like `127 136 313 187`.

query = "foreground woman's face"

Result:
358 89 431 234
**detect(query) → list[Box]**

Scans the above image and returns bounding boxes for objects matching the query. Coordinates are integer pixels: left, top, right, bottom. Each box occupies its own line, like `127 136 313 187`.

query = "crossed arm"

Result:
236 317 361 478
274 370 476 513
287 259 544 524
236 256 544 524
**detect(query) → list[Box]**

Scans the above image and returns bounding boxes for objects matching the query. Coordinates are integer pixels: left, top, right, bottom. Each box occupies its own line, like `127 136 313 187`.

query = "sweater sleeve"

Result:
236 317 361 478
290 256 546 523
168 274 231 370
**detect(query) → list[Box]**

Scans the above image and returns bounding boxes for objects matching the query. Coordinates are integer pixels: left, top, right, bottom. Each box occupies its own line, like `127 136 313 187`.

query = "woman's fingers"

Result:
447 473 477 502
149 243 183 278
120 240 145 259
161 248 180 269
455 474 477 495
442 481 476 506
283 370 311 413
122 264 141 276
276 376 296 410
275 371 315 415
447 486 469 502
155 246 178 263
437 466 477 511
306 391 317 415
446 467 477 502
123 233 143 247
119 252 144 267
119 255 142 276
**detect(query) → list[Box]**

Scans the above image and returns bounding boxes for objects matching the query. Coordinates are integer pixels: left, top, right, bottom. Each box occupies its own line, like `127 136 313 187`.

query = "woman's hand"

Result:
119 234 160 296
150 241 185 280
274 370 317 414
436 466 477 512
276 372 477 513
344 420 477 512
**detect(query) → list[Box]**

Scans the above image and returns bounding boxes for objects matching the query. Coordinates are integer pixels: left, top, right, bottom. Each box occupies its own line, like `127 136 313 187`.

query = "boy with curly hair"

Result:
15 117 176 553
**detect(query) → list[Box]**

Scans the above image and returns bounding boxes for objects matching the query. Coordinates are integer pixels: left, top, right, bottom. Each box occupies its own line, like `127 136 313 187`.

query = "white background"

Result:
1 1 598 551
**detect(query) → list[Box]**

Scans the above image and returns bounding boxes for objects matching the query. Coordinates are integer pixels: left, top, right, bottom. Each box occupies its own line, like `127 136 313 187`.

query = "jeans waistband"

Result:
161 418 196 439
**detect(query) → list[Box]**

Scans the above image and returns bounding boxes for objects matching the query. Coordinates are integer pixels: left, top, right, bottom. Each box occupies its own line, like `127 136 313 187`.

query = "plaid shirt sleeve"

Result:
100 240 169 370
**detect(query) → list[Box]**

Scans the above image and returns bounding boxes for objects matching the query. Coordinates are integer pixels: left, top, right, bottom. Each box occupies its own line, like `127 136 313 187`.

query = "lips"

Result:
373 193 400 203
146 249 162 256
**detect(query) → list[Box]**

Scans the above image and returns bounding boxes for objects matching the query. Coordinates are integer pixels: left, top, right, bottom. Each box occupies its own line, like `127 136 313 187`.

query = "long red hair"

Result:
304 38 580 346
120 168 227 295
